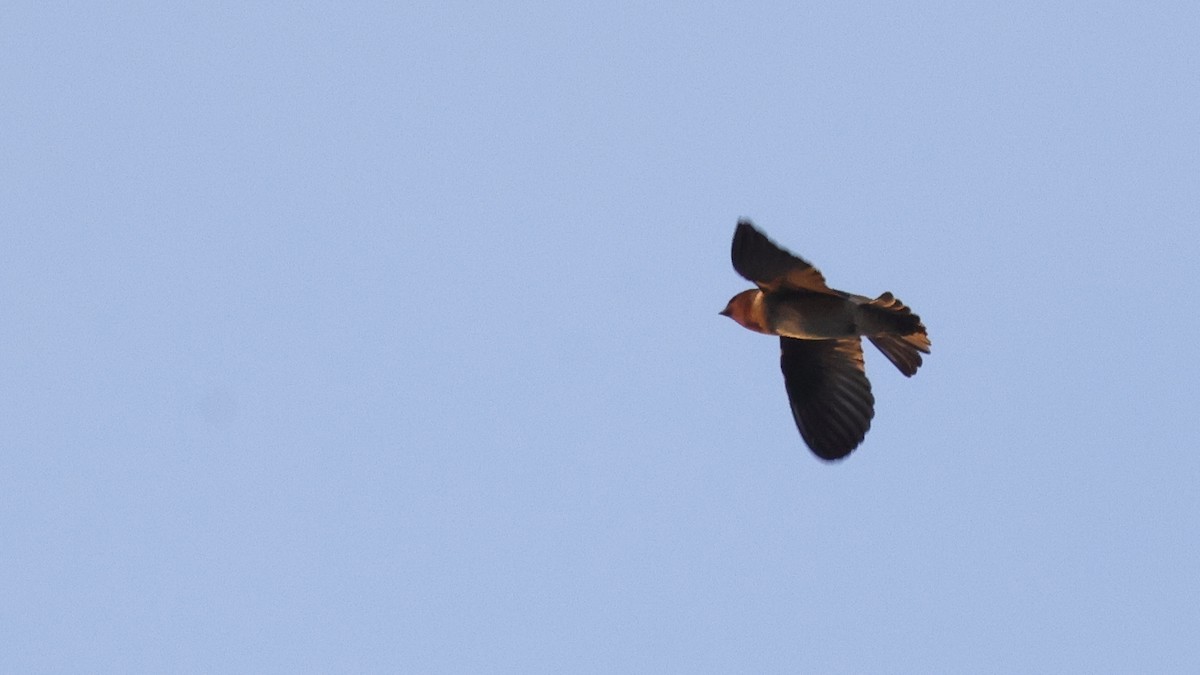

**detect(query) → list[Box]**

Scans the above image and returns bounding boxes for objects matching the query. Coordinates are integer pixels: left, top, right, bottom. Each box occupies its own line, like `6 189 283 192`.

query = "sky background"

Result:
3 2 1199 672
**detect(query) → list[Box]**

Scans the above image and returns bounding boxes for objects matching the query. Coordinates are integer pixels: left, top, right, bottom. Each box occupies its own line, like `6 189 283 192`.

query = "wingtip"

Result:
731 218 766 268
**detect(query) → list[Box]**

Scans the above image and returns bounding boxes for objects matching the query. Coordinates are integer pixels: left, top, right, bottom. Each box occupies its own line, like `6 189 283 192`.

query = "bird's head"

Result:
720 289 769 334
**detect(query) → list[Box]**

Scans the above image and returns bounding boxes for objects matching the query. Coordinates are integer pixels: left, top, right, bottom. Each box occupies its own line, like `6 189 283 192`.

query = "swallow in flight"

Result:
720 219 930 461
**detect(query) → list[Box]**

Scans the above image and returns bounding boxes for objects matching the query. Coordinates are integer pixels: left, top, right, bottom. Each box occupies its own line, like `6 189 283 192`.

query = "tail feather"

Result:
863 292 930 377
868 334 926 377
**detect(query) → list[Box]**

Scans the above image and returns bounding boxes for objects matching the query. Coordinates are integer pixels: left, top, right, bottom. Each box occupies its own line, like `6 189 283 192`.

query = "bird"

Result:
720 219 930 461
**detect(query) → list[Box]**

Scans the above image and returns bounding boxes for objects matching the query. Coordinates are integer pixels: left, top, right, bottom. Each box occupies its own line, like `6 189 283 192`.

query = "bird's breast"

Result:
765 293 859 339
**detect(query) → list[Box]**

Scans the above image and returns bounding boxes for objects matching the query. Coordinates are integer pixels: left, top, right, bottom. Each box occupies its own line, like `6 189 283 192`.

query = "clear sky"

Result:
3 2 1199 672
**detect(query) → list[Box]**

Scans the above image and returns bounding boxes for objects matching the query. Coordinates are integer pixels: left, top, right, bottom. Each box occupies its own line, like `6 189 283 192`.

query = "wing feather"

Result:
731 220 836 294
780 337 875 460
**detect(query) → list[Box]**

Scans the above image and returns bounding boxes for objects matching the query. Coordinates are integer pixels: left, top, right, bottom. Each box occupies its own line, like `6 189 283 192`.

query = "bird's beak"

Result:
718 307 731 317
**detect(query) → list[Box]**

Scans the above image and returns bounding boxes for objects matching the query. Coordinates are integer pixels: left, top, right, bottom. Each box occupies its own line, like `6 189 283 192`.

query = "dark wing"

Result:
731 219 835 294
780 337 875 461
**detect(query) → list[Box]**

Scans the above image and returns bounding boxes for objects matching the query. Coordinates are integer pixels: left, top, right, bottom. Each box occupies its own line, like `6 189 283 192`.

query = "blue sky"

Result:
3 2 1199 672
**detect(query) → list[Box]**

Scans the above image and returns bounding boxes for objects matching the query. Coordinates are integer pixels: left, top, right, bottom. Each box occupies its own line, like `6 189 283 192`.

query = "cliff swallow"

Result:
720 219 930 461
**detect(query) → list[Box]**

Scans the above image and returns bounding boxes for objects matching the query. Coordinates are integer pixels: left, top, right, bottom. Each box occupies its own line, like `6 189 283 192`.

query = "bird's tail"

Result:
861 292 930 377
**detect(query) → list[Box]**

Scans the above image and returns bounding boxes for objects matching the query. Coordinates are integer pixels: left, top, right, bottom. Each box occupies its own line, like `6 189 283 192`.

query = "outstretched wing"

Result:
732 219 835 294
780 337 875 461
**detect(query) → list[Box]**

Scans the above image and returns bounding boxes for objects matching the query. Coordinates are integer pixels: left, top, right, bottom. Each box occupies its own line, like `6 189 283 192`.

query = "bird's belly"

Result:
768 296 858 339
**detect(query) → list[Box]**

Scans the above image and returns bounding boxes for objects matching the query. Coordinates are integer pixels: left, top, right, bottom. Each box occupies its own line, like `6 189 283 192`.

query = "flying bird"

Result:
720 219 930 461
